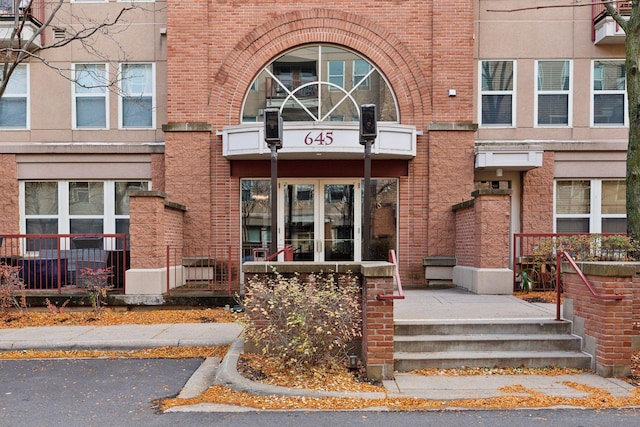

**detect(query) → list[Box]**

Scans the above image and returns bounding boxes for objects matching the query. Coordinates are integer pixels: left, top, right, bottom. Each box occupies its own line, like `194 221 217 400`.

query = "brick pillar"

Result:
361 263 396 381
473 189 511 269
563 262 636 377
0 154 18 234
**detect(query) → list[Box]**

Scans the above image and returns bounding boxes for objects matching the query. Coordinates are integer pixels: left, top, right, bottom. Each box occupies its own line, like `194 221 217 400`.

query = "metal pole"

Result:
363 140 372 261
270 143 278 257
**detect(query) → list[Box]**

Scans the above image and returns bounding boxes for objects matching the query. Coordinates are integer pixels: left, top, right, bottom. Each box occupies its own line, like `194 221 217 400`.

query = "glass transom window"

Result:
242 45 398 123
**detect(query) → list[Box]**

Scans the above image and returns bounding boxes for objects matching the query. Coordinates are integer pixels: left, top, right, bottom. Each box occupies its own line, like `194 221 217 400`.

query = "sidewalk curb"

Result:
178 356 221 399
214 338 387 399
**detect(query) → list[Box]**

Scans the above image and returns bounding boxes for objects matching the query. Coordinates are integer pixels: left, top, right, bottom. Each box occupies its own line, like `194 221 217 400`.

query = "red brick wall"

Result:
163 205 185 250
475 192 510 268
454 203 475 267
0 154 19 234
163 131 213 244
522 151 554 233
454 191 511 269
361 275 395 380
165 2 475 283
563 264 635 377
129 192 186 269
151 153 165 193
426 131 476 259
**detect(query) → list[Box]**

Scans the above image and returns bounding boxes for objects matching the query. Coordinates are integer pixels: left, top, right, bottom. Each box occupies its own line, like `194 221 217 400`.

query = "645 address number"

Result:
304 131 334 145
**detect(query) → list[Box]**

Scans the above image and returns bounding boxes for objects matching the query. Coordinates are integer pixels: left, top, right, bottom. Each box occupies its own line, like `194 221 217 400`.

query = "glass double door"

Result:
279 180 361 262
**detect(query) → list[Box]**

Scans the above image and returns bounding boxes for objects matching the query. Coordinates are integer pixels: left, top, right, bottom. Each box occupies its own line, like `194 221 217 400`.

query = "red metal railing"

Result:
377 249 405 301
593 0 633 21
264 245 294 261
0 234 127 293
554 250 624 321
592 1 632 40
0 0 44 24
512 233 629 291
166 245 237 296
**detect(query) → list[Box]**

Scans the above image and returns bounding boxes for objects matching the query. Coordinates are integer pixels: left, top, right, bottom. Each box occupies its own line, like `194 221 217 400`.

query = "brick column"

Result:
361 263 396 380
0 154 18 234
473 189 511 269
562 262 637 377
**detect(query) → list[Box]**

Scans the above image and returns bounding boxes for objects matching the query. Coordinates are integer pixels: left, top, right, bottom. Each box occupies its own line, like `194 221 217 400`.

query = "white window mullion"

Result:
103 181 116 235
590 180 602 233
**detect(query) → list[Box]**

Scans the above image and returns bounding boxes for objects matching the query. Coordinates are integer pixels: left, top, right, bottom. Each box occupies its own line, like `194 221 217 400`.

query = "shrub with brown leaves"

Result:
0 263 26 314
242 270 361 371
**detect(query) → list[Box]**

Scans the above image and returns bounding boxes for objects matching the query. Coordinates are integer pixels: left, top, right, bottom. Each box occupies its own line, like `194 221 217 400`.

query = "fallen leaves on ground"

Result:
0 345 228 360
411 366 585 377
513 290 561 304
237 353 384 393
4 306 640 411
0 307 235 328
160 382 640 412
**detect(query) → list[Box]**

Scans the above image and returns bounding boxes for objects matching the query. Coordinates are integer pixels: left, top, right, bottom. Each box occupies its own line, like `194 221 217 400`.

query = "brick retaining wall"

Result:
562 262 639 377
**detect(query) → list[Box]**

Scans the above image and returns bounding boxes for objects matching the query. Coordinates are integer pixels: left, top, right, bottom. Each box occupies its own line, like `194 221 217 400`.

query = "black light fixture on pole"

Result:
359 104 377 261
264 108 283 258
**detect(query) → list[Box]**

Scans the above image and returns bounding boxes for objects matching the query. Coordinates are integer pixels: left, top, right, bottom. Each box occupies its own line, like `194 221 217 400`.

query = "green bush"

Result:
242 270 361 370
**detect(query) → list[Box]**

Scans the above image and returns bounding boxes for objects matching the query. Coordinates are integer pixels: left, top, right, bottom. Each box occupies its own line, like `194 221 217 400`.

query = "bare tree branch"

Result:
0 0 140 100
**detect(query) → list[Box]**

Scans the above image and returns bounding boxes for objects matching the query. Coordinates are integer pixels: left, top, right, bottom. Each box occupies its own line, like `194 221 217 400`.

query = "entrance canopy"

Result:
220 122 417 160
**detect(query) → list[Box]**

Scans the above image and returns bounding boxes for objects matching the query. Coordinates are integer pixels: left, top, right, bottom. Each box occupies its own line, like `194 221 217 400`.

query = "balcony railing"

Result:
0 0 44 24
593 1 632 43
0 234 128 293
0 0 45 48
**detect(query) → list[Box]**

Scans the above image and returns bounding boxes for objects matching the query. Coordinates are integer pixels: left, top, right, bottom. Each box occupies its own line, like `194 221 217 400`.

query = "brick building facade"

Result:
0 1 632 297
152 1 476 289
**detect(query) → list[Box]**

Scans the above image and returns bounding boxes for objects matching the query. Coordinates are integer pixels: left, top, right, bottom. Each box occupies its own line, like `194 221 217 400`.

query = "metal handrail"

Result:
377 249 405 301
554 250 624 321
265 245 294 261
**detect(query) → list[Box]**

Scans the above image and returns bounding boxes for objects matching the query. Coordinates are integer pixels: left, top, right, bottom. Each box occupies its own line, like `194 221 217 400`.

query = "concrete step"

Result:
393 318 590 372
395 333 582 353
394 350 592 371
395 319 571 336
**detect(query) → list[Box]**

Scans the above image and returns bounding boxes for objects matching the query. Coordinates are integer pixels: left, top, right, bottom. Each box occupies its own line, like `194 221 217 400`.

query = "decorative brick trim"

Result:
211 8 430 127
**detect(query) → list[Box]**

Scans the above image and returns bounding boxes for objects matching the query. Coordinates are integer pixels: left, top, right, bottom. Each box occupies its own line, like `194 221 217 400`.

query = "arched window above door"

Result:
241 45 399 124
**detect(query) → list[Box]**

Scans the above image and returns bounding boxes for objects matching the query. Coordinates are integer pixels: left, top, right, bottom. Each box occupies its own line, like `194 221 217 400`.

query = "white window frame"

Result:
21 180 150 238
71 0 108 3
353 59 371 90
479 60 516 127
327 60 345 91
591 59 628 127
72 63 109 130
119 62 155 129
554 179 626 233
535 60 572 127
0 63 29 130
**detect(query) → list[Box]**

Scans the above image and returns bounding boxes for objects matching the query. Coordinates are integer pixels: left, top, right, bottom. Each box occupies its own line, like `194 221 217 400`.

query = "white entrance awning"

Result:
219 122 417 160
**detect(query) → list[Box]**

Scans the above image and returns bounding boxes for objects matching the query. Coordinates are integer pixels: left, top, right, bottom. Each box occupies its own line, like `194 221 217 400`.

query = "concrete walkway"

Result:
0 287 636 411
395 287 559 321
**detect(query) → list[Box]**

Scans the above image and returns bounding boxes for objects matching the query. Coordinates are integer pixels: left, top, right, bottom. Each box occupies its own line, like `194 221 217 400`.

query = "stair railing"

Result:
377 249 405 301
554 250 624 321
264 245 294 261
